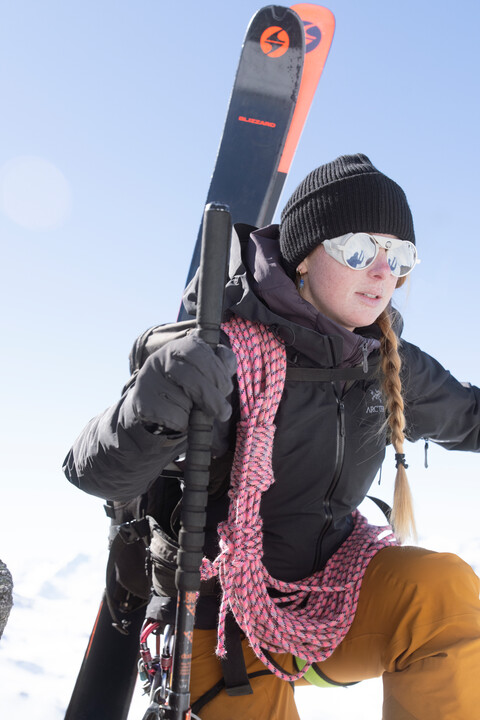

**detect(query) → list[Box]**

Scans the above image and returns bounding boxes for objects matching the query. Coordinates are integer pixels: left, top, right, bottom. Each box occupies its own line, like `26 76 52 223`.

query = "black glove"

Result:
131 333 237 433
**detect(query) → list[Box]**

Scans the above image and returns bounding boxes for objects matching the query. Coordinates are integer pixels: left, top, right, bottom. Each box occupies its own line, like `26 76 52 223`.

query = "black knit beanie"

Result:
279 153 415 277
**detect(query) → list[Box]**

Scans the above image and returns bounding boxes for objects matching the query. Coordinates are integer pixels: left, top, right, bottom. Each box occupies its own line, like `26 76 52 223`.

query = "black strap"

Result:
220 614 253 697
190 670 274 716
189 616 303 714
191 678 226 715
191 615 276 714
286 362 379 383
104 500 116 519
117 517 151 545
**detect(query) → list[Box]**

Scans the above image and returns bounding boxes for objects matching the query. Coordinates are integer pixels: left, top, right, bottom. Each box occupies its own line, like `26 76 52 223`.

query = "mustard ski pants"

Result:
189 546 480 719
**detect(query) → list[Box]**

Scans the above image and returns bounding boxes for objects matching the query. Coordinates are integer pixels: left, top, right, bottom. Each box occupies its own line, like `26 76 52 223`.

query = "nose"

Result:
368 249 391 278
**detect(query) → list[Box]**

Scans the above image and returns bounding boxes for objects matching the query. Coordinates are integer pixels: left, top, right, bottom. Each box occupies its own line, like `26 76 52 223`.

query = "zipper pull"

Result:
377 464 383 485
424 438 429 468
339 401 346 436
362 342 369 373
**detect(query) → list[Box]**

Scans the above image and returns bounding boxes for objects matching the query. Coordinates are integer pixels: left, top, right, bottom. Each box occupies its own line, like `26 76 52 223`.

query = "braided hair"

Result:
294 269 417 542
376 304 417 543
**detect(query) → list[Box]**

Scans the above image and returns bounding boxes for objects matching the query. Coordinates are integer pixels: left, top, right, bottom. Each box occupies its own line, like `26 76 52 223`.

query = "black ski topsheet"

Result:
65 595 145 720
179 5 305 311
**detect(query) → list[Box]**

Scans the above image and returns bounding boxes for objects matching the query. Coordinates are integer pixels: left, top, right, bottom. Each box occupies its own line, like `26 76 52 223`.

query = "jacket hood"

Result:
182 223 403 368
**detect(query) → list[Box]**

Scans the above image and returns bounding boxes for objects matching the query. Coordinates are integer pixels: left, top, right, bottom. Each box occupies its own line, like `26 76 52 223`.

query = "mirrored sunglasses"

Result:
322 233 419 277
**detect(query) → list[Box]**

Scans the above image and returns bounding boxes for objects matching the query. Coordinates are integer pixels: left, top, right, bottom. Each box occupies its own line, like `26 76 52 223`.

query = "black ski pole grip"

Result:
196 202 231 348
176 202 231 594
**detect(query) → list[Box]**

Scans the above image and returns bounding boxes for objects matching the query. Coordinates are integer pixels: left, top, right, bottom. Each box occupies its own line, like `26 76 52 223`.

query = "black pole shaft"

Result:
168 202 231 719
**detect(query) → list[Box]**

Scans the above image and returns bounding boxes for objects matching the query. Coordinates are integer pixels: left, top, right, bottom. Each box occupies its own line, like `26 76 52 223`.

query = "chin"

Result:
351 313 379 330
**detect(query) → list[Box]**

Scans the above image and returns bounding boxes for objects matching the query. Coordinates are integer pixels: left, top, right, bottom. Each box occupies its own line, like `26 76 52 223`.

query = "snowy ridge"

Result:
0 546 107 720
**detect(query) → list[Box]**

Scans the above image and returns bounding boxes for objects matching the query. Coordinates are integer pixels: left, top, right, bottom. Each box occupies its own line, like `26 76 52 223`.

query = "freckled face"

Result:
298 236 399 330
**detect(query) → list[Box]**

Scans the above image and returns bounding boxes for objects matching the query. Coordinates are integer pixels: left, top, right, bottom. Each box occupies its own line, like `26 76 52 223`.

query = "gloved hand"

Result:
130 333 237 433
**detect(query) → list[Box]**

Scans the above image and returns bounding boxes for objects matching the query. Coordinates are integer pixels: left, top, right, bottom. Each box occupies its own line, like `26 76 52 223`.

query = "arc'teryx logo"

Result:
260 26 290 57
366 388 384 414
302 21 322 53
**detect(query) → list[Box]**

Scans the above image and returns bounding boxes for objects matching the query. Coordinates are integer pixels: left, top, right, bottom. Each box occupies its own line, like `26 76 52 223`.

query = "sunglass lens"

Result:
343 234 376 269
388 242 416 277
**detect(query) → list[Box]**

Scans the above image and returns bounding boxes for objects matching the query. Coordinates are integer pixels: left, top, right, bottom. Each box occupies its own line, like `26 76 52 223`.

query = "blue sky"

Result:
1 0 479 564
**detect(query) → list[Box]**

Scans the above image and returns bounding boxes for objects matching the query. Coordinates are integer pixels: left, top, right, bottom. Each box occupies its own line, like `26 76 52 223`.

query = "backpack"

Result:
104 318 229 629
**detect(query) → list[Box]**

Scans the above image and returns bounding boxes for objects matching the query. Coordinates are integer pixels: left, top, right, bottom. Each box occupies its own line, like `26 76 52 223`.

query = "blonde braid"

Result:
377 308 417 543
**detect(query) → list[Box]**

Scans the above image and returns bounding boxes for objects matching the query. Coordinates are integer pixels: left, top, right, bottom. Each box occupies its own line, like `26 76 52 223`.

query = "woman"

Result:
64 154 480 720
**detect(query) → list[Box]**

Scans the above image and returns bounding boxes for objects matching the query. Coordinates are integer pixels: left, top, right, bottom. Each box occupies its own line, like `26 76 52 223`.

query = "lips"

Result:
359 291 381 299
356 291 383 306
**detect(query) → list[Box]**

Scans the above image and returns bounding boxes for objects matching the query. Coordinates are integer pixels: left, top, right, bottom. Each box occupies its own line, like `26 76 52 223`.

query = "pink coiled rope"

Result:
200 316 397 681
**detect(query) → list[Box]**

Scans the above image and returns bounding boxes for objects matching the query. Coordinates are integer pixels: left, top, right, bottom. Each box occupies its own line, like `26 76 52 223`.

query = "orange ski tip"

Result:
260 25 291 57
291 4 336 32
277 4 335 173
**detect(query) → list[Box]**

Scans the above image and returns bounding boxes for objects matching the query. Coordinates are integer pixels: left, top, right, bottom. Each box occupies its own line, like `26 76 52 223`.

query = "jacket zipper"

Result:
315 389 346 561
362 342 369 373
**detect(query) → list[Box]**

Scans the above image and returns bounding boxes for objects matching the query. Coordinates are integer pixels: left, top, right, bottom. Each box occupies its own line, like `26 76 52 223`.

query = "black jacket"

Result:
64 224 480 589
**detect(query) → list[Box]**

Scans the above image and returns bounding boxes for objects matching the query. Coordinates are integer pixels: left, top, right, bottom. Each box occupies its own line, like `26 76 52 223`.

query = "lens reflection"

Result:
337 234 417 277
343 234 376 269
387 242 416 277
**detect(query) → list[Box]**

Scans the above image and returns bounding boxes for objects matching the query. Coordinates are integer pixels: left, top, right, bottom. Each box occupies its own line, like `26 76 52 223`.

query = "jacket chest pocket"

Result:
345 383 387 453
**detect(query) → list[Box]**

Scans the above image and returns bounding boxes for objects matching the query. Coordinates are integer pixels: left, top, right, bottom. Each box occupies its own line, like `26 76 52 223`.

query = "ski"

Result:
179 4 306 310
65 6 335 719
65 8 304 720
179 4 335 317
264 3 335 219
65 595 145 720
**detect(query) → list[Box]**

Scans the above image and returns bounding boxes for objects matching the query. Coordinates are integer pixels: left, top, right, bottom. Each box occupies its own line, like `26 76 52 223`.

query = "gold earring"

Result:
296 268 305 289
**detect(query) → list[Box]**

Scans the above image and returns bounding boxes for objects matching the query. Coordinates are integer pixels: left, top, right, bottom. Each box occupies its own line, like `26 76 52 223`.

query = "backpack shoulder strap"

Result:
129 319 197 374
286 360 380 383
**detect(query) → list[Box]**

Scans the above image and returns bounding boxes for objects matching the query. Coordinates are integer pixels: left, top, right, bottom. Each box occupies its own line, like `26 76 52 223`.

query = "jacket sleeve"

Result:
401 340 480 450
62 388 188 501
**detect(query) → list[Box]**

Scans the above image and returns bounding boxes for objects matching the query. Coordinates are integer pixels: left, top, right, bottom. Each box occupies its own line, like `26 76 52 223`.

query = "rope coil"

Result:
201 316 397 680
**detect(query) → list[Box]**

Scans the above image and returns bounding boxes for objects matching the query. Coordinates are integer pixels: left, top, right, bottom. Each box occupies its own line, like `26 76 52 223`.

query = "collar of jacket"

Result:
227 223 384 368
182 223 401 369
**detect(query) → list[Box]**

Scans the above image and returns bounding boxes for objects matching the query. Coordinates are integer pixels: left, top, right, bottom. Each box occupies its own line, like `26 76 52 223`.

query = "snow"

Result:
1 447 478 719
0 544 383 720
0 533 384 720
1 486 478 720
